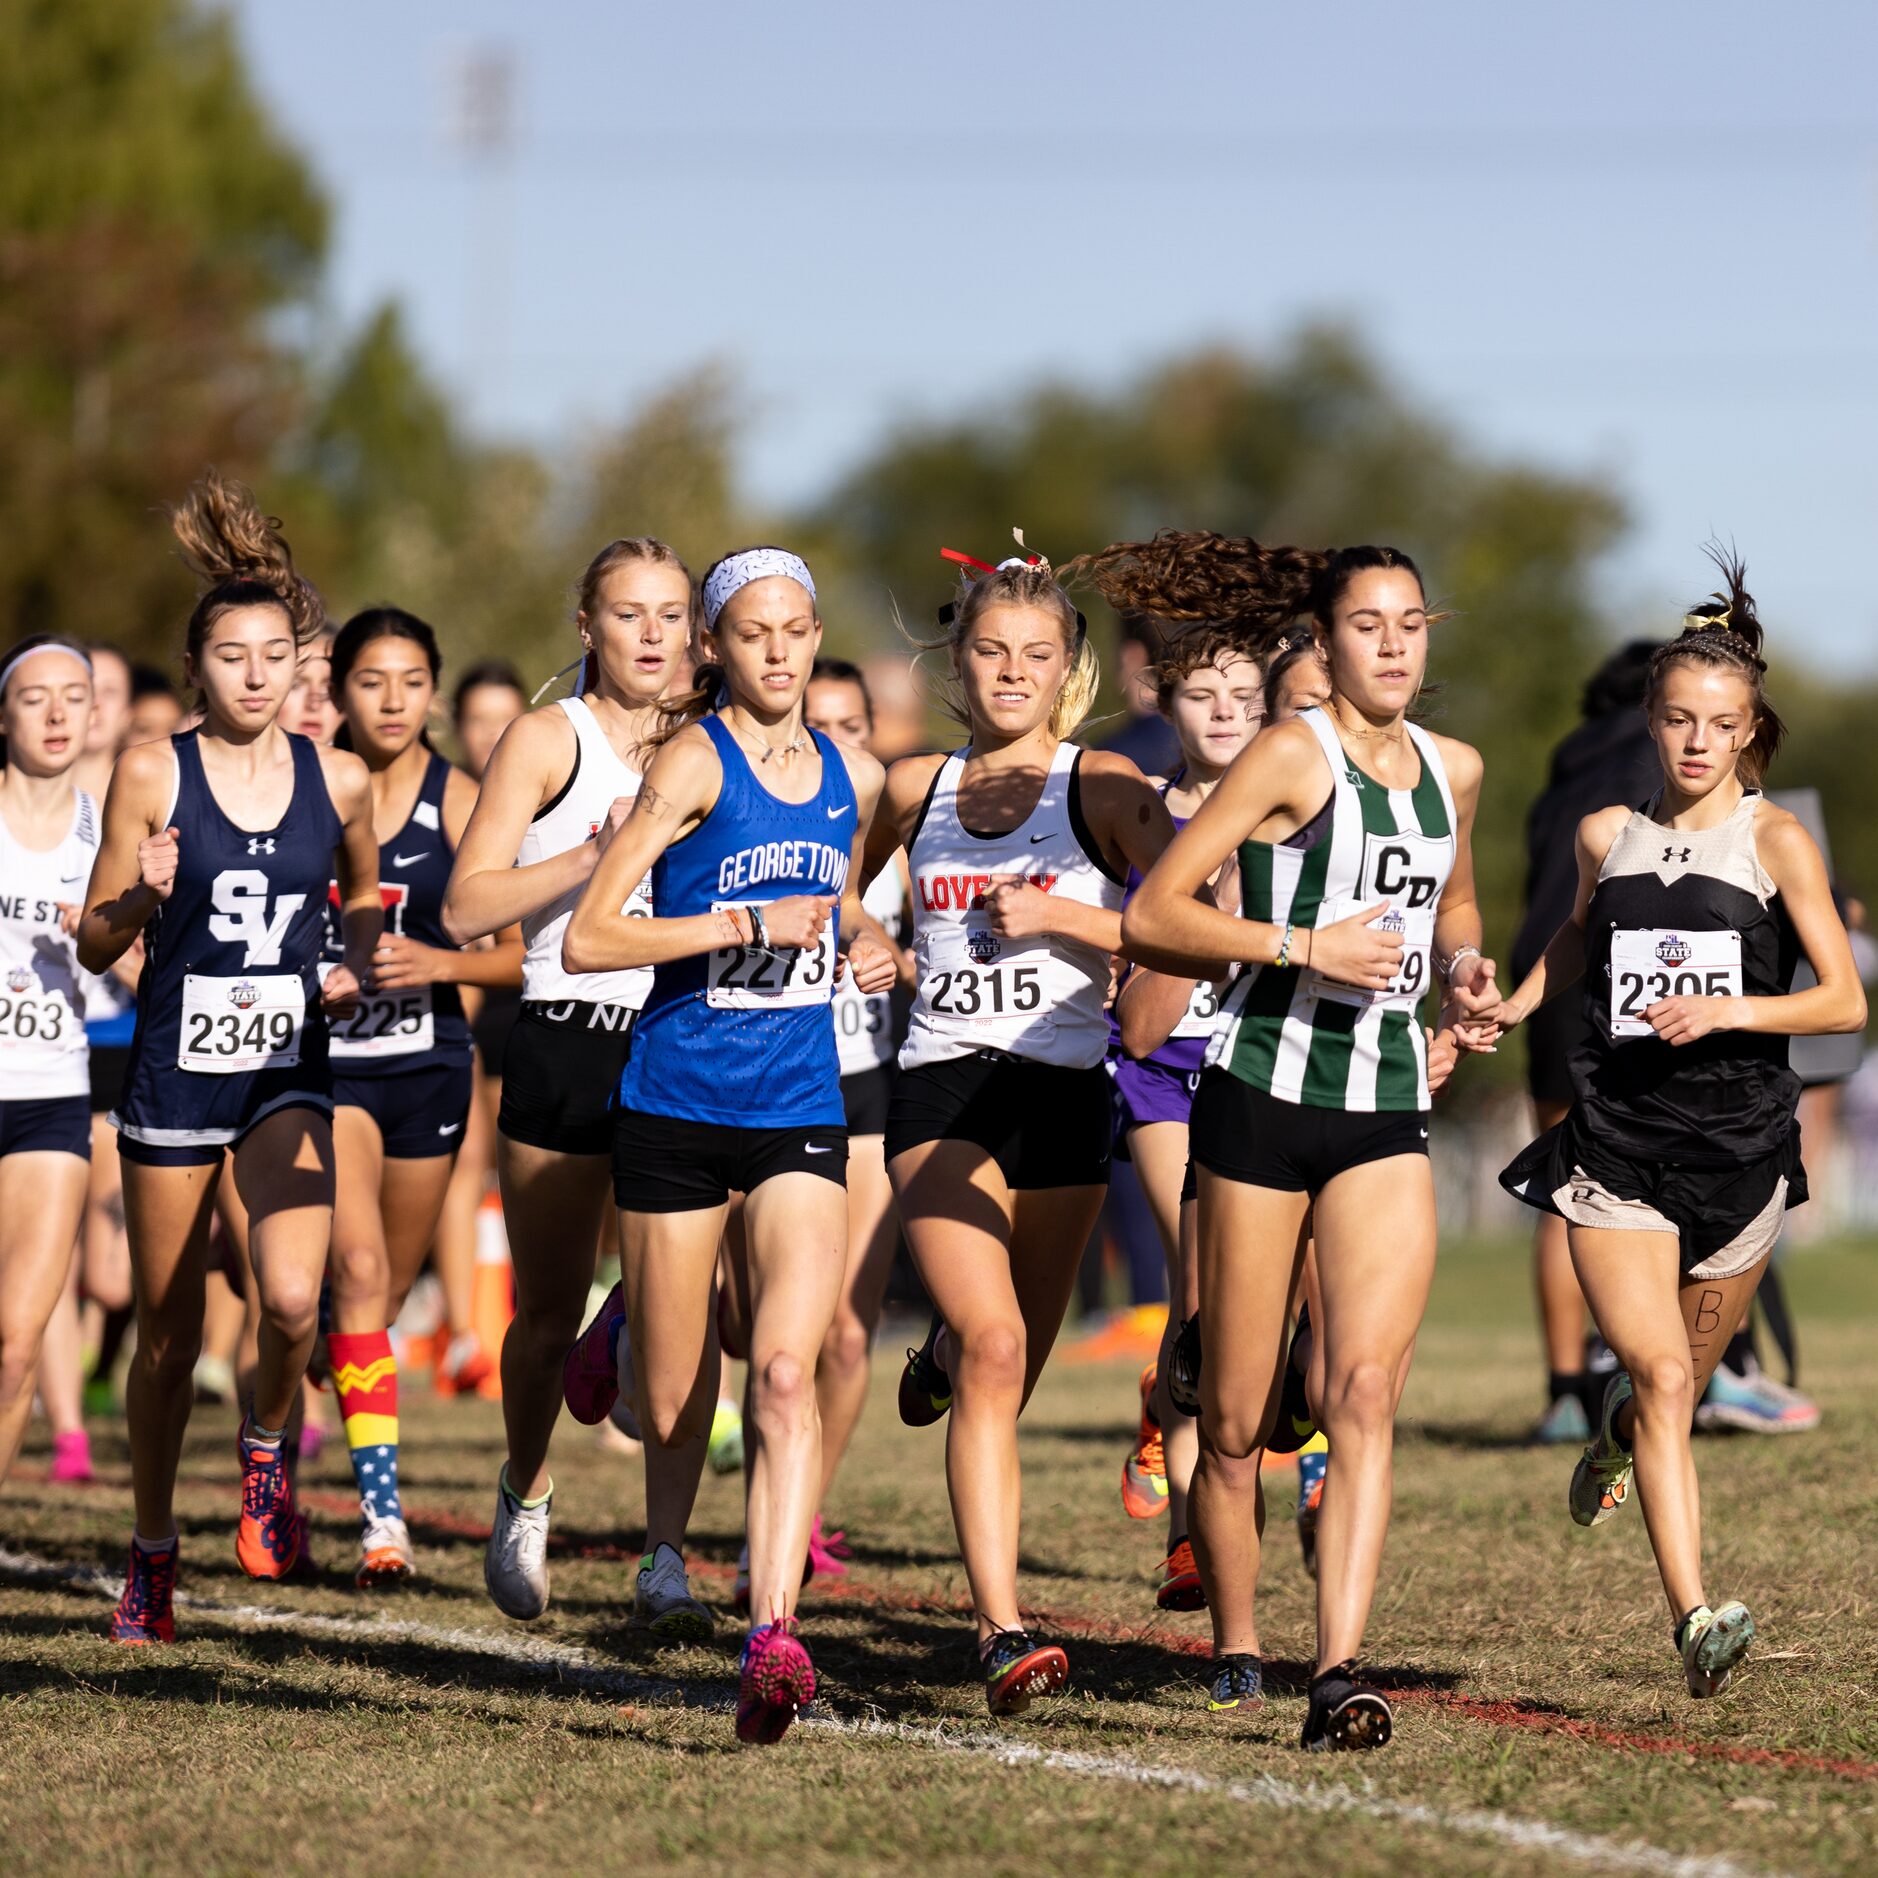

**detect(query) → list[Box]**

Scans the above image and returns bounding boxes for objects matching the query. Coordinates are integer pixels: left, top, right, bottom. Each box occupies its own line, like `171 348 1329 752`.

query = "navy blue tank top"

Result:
618 714 854 1128
324 750 469 1076
117 729 342 1138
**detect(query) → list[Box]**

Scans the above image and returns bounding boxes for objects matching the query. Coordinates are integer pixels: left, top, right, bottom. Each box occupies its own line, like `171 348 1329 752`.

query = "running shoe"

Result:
110 1536 177 1645
981 1628 1069 1717
235 1423 305 1581
1694 1356 1821 1436
83 1373 118 1419
732 1542 815 1615
296 1420 327 1466
1534 1391 1591 1446
192 1353 235 1405
807 1515 851 1579
1266 1306 1318 1455
736 1621 816 1746
707 1397 745 1474
48 1428 94 1484
563 1280 625 1425
1297 1449 1327 1580
1121 1363 1169 1520
631 1542 715 1642
1206 1653 1264 1715
484 1475 551 1620
1167 1312 1202 1417
356 1513 415 1589
1569 1371 1635 1528
1156 1536 1205 1612
436 1330 495 1396
897 1309 952 1428
1677 1600 1755 1699
1300 1661 1393 1751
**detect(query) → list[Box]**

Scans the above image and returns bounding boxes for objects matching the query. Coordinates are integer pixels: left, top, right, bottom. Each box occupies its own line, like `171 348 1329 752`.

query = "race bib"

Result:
1305 896 1436 1012
706 901 837 1010
330 986 434 1059
0 975 73 1050
1609 928 1742 1040
1170 974 1228 1041
180 972 305 1074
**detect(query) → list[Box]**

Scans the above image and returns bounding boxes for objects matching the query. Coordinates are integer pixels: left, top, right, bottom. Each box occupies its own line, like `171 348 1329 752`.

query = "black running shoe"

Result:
897 1310 953 1428
1168 1313 1202 1417
1206 1653 1264 1716
1299 1660 1393 1751
981 1627 1069 1716
1265 1305 1318 1456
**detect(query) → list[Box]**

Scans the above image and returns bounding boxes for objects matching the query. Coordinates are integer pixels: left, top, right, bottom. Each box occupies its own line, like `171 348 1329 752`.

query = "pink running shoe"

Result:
297 1420 327 1465
49 1429 94 1484
736 1620 816 1745
807 1515 850 1579
563 1282 624 1425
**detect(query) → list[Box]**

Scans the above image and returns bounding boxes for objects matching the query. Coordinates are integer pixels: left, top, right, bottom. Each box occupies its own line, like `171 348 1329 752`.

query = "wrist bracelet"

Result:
1438 942 1481 982
744 904 768 951
1275 922 1295 969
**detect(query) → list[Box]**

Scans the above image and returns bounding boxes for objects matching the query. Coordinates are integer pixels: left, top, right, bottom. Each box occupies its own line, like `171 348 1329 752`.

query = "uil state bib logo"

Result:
229 981 260 1011
1654 934 1692 966
1377 909 1408 936
6 967 32 993
966 930 1001 965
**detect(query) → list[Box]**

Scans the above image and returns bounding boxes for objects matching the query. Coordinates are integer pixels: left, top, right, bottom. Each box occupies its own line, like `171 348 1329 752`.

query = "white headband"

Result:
702 549 816 630
0 640 92 701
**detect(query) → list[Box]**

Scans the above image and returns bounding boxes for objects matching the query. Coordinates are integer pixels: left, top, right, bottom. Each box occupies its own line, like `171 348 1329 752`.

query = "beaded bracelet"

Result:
1275 921 1296 969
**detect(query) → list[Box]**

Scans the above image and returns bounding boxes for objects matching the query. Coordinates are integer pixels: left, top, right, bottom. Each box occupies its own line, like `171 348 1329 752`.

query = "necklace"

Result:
728 712 809 764
1328 698 1409 748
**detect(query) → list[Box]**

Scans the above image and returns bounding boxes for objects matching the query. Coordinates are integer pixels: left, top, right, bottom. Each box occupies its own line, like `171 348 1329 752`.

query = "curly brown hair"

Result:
1147 622 1265 714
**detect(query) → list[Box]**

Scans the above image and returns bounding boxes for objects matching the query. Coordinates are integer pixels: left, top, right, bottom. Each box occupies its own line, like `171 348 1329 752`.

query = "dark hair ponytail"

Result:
329 606 444 753
1646 546 1785 786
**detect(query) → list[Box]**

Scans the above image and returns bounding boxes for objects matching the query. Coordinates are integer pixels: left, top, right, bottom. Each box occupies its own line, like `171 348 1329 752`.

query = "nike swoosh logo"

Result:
438 1122 463 1136
1029 833 1053 844
826 804 849 819
60 871 86 882
1419 1128 1429 1139
805 1143 833 1154
393 852 430 868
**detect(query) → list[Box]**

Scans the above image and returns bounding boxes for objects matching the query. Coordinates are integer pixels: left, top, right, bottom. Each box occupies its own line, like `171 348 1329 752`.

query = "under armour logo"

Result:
1662 846 1690 865
247 837 277 856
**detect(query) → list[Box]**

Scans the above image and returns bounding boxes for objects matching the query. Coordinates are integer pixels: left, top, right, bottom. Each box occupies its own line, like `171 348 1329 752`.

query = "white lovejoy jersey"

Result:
0 789 99 1100
901 741 1125 1072
517 696 654 1008
834 860 908 1077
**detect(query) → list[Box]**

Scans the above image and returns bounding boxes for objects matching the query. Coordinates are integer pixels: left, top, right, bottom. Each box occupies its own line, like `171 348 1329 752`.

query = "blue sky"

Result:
230 0 1877 667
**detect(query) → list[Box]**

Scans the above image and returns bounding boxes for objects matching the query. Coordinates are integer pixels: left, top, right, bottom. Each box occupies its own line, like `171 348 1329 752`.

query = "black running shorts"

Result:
884 1051 1113 1190
1189 1069 1428 1196
497 1000 636 1157
612 1106 848 1212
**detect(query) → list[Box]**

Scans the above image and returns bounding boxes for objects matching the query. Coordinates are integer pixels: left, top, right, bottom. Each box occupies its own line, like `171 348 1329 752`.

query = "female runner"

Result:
1497 557 1863 1698
322 608 523 1585
564 546 895 1745
873 547 1177 1715
431 659 529 1396
1104 532 1499 1747
80 474 379 1642
0 639 102 1486
1106 627 1264 1609
801 656 914 1572
443 539 714 1637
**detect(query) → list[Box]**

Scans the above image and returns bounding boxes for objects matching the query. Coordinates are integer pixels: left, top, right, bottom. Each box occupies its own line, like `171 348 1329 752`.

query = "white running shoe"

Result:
356 1513 415 1589
1678 1600 1755 1698
1569 1372 1635 1528
631 1541 714 1642
484 1477 551 1620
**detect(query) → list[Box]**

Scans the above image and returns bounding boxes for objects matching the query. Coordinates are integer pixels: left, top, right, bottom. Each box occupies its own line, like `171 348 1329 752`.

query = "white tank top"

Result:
516 696 653 1008
0 788 99 1101
834 859 908 1078
901 740 1125 1071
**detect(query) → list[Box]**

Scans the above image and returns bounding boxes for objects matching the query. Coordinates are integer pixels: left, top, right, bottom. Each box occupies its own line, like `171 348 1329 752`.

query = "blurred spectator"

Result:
1095 614 1179 776
861 653 929 761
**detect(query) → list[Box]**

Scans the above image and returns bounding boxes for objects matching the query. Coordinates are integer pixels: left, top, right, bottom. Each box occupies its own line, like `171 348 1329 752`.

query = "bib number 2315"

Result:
706 902 836 1009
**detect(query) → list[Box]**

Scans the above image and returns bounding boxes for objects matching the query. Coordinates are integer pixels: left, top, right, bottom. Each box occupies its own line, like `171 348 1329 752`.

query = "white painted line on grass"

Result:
0 1545 1785 1878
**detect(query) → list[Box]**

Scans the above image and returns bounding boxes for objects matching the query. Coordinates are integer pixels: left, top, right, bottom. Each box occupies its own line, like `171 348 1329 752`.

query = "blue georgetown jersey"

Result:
618 713 854 1128
323 751 470 1076
115 728 345 1149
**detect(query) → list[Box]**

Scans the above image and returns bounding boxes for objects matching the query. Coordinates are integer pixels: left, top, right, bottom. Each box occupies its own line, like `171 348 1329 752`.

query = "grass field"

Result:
3 1235 1876 1878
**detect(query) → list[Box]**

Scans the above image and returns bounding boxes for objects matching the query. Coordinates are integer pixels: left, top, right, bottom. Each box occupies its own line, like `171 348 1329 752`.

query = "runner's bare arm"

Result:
76 742 176 973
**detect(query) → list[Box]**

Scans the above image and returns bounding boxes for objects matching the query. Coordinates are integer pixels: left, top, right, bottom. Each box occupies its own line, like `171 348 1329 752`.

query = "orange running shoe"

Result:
435 1330 495 1398
1155 1536 1205 1611
1121 1364 1169 1520
110 1536 177 1644
236 1423 304 1580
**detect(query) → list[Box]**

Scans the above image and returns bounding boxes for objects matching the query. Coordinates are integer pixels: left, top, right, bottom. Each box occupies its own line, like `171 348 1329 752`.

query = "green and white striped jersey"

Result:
1205 707 1456 1113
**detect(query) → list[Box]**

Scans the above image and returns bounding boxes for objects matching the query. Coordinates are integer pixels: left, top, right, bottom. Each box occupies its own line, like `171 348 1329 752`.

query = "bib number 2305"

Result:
706 903 836 1009
180 973 306 1074
1609 928 1742 1040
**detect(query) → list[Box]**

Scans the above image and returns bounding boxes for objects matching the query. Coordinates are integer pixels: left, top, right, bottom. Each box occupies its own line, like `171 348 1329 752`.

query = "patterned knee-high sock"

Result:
328 1330 402 1524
